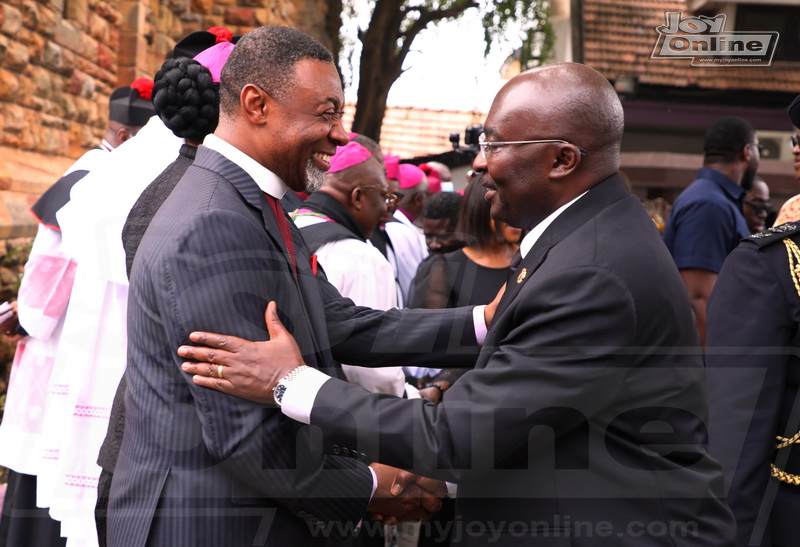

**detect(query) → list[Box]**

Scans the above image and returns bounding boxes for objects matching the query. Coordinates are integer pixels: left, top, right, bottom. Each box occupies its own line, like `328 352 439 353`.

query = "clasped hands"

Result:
368 463 446 524
178 301 448 523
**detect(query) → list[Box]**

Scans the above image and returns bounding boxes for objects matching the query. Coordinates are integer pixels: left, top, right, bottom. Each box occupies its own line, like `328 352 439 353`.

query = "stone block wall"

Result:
0 0 332 238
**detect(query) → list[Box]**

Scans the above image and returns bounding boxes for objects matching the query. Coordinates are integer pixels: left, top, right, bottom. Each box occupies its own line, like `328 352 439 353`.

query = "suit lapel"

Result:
194 146 294 272
492 173 630 320
193 147 336 368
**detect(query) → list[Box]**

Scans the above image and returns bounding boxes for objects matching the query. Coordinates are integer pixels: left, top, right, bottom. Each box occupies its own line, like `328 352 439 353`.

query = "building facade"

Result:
0 0 332 238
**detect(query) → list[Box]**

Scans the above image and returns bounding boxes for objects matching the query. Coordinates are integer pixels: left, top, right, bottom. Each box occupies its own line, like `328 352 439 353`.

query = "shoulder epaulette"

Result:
743 222 800 248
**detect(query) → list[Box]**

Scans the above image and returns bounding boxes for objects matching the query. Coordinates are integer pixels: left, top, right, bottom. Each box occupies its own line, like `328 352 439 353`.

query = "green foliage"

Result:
479 0 553 67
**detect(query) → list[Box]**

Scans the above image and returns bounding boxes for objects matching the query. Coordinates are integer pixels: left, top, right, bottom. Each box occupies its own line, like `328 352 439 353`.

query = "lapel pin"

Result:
516 268 527 284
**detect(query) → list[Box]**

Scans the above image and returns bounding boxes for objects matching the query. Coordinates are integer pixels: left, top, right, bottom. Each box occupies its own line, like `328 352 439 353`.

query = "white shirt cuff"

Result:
280 366 331 424
473 305 487 345
447 482 458 498
369 466 378 500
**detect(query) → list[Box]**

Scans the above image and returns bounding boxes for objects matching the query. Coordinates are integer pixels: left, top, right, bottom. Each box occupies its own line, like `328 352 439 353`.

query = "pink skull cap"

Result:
419 164 442 193
397 163 426 189
385 155 400 180
327 142 372 174
193 41 235 83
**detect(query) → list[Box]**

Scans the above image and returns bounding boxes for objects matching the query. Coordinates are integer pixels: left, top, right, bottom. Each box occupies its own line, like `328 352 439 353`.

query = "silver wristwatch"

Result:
273 365 309 406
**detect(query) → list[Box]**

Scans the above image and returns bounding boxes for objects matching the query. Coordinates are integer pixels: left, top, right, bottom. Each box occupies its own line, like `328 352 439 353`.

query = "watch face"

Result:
274 384 287 405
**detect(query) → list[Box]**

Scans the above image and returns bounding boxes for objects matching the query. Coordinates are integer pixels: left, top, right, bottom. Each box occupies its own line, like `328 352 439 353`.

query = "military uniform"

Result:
707 222 800 547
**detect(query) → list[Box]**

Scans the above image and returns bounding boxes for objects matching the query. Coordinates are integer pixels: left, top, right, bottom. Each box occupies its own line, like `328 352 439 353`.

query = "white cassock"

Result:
384 209 427 305
293 215 411 397
37 116 181 547
0 146 108 477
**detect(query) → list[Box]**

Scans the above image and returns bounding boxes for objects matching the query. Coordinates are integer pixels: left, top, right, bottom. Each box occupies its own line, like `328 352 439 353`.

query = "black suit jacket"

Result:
309 174 737 546
108 146 477 546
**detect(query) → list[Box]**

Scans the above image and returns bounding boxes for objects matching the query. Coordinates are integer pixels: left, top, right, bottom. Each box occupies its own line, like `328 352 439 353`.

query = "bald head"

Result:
474 62 626 230
495 63 624 174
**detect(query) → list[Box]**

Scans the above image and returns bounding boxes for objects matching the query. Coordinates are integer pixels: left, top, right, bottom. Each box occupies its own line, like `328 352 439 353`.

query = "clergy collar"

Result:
302 191 368 241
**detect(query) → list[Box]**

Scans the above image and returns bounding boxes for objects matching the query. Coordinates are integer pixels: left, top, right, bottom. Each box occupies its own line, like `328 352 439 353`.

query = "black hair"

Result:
423 192 462 225
152 58 219 142
220 26 333 115
703 116 756 163
455 181 496 247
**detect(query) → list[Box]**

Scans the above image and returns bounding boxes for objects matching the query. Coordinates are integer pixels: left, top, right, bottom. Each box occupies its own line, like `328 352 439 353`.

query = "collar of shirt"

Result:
203 134 287 200
397 208 415 223
695 167 745 203
519 190 588 258
100 139 114 152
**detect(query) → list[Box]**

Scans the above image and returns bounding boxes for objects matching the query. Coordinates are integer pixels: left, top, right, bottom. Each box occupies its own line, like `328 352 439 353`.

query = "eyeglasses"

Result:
357 185 398 206
751 143 766 154
743 199 772 213
478 132 587 159
791 135 800 149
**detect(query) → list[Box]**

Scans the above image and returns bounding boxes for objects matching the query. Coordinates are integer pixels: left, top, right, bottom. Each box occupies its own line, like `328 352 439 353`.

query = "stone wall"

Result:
0 0 332 238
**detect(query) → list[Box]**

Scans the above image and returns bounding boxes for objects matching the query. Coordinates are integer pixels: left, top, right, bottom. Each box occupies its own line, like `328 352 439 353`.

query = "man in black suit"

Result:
180 63 737 545
108 26 481 547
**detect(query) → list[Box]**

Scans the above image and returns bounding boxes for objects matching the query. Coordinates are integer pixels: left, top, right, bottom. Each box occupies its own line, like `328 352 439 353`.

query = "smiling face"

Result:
472 85 565 230
265 59 348 192
471 64 622 231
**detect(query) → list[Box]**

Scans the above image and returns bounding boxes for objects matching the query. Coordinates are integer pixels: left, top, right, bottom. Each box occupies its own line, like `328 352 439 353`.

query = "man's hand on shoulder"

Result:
179 301 304 404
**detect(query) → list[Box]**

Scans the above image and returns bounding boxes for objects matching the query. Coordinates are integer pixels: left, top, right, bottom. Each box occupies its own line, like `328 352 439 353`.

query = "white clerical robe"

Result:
38 116 181 546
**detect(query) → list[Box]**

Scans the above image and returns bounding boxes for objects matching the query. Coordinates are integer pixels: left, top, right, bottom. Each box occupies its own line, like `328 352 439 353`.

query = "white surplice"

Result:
39 116 181 546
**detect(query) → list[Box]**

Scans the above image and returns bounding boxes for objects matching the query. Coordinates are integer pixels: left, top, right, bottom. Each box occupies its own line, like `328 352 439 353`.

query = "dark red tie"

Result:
264 193 297 274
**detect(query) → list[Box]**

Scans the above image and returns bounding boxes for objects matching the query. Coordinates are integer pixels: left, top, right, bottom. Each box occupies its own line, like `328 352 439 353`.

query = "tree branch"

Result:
396 0 479 67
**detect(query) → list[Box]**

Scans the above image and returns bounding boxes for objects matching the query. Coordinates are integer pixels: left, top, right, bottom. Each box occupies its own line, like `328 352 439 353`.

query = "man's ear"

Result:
116 126 133 144
350 187 365 211
240 84 270 125
550 145 582 179
740 143 753 165
411 191 426 208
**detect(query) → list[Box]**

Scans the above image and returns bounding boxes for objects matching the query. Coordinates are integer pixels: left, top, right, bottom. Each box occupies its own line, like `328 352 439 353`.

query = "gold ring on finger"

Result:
217 365 224 379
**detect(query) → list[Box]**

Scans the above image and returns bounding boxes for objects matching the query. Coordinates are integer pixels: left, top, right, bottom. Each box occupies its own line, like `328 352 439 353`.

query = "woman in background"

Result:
409 177 522 397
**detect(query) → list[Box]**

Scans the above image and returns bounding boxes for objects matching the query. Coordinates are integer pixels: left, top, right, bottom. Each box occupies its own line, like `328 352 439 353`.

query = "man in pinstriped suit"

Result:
107 27 480 546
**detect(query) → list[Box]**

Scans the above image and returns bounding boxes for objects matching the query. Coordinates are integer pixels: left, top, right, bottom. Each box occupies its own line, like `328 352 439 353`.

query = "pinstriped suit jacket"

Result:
108 147 477 546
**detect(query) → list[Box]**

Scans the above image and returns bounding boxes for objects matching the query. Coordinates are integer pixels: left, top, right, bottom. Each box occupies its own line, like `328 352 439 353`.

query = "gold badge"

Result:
516 268 527 284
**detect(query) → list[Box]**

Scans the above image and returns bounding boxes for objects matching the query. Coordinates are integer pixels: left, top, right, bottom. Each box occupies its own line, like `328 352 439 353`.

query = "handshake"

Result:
368 463 447 524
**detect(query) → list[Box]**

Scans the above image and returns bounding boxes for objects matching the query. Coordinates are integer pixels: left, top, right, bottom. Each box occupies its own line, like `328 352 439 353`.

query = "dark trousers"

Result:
95 468 112 547
0 471 65 547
